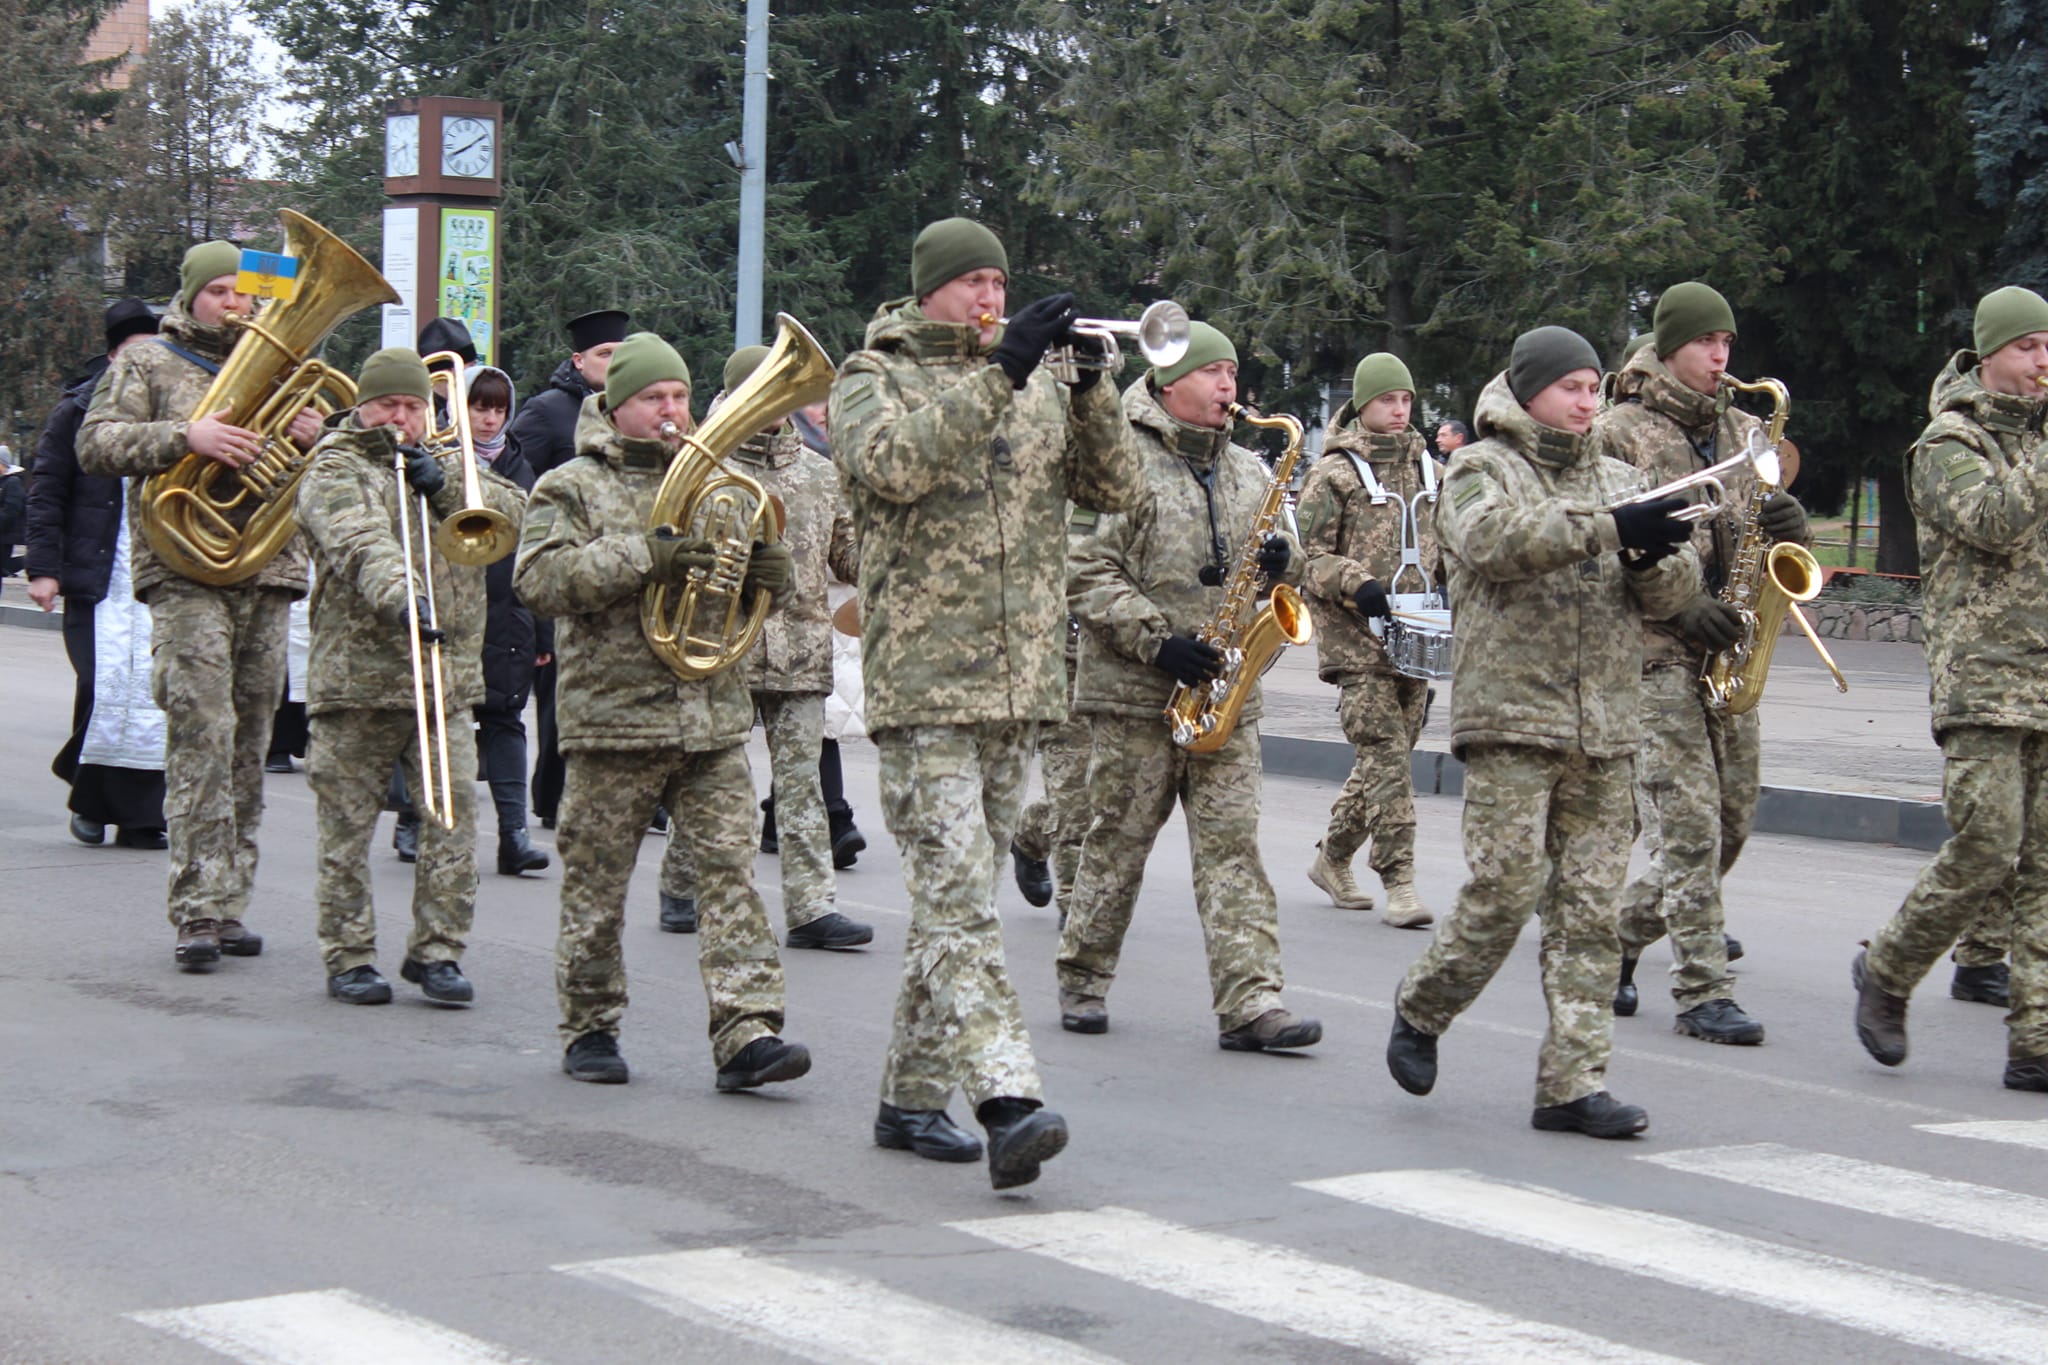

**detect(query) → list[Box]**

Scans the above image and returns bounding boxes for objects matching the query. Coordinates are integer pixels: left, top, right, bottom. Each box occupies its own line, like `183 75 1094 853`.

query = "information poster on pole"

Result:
380 205 419 351
438 207 496 365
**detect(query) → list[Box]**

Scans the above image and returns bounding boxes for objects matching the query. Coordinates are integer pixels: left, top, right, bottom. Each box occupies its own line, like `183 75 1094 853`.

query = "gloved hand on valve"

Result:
1256 534 1291 580
1610 495 1692 565
742 542 796 601
1672 594 1745 652
1758 490 1808 543
991 293 1079 390
645 530 718 585
1154 634 1226 687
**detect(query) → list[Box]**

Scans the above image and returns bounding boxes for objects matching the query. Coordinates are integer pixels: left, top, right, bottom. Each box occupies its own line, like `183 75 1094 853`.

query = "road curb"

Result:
0 600 62 632
1261 733 1947 853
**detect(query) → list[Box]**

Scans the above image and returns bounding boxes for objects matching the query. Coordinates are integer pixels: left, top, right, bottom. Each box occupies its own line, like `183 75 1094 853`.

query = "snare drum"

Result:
1372 594 1454 680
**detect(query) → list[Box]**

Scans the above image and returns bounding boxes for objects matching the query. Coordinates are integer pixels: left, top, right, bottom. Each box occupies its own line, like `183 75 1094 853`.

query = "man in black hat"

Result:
508 309 628 478
26 298 169 849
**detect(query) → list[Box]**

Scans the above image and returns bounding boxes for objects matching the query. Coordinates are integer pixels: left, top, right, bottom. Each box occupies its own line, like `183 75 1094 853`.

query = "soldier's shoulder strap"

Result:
154 339 222 377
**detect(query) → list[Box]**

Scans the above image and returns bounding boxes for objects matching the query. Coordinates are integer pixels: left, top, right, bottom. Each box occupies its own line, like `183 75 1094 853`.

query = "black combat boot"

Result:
659 892 697 933
977 1097 1068 1190
1852 947 1909 1066
829 810 866 869
327 965 393 1005
401 958 474 1004
392 813 419 863
2005 1054 2048 1091
1674 997 1765 1045
1532 1091 1649 1138
1011 839 1053 908
1951 962 2011 1008
1386 1010 1438 1095
497 828 551 875
563 1031 628 1083
874 1102 983 1162
1613 955 1640 1017
758 797 778 855
785 912 873 949
715 1036 812 1091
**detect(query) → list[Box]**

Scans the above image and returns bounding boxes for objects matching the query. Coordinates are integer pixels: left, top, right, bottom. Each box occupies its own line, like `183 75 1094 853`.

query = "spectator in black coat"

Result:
24 299 168 846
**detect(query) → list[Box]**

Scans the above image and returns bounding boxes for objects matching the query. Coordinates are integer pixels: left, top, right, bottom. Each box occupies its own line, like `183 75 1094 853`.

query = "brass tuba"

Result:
1701 375 1849 713
142 210 400 585
640 312 836 679
1163 404 1315 753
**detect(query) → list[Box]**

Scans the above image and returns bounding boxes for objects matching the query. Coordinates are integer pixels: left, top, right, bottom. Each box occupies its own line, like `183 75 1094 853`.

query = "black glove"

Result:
1065 329 1112 394
1353 578 1391 619
991 292 1078 389
1672 594 1745 652
743 541 795 599
1758 490 1808 543
1611 495 1691 563
1154 634 1225 687
1256 534 1290 580
645 529 717 585
412 595 445 647
402 445 446 499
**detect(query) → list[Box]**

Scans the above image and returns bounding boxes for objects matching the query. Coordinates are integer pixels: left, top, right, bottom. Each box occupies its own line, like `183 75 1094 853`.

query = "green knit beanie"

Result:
1507 326 1601 406
722 344 770 396
1621 332 1655 365
180 241 243 309
1154 321 1237 387
1351 352 1414 409
911 218 1009 299
353 347 433 405
1653 282 1737 359
604 332 692 411
1974 286 2048 360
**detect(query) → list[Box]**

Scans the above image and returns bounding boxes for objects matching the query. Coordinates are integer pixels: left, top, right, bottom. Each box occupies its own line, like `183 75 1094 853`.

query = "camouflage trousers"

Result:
1956 889 2013 967
556 744 784 1065
1397 743 1635 1108
1867 726 2048 1060
1617 664 1762 1007
1056 717 1285 1029
148 581 293 929
307 708 476 975
1323 674 1430 875
876 721 1044 1113
660 691 833 930
1013 707 1092 917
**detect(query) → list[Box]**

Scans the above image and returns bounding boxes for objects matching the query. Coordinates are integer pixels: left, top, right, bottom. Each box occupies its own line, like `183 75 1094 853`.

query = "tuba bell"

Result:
142 211 399 585
640 313 836 679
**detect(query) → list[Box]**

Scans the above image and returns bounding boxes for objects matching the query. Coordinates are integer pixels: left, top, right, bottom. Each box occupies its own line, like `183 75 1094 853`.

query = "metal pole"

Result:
736 0 768 349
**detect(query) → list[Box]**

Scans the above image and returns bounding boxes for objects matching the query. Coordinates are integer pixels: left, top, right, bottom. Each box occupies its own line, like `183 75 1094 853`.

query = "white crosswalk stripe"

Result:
555 1247 1120 1364
1641 1142 2048 1251
1918 1118 2048 1151
1305 1168 2048 1365
947 1205 1698 1365
127 1289 535 1365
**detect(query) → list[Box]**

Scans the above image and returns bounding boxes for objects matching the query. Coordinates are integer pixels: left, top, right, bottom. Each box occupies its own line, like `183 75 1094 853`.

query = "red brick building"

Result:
84 0 149 87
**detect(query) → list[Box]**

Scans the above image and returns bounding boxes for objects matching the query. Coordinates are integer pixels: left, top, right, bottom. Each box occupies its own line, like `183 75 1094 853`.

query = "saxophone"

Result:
1163 404 1315 753
1700 375 1848 713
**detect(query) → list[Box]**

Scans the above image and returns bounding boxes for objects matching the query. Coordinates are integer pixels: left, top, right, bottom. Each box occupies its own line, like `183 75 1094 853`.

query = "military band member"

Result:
1055 322 1321 1051
294 349 524 1004
1592 283 1809 1044
831 217 1142 1186
653 345 871 950
1855 286 2048 1094
1299 352 1439 929
78 241 324 968
513 331 810 1090
1386 326 1697 1137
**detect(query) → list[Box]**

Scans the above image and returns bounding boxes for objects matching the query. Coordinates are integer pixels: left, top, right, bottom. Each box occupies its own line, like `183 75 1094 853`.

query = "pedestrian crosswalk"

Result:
129 1132 2048 1365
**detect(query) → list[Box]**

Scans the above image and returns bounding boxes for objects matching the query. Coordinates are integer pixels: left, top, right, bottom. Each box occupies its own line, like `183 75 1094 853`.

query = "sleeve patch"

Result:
1068 506 1100 533
835 377 880 426
519 504 556 544
1942 450 1988 488
1452 478 1487 509
323 487 357 516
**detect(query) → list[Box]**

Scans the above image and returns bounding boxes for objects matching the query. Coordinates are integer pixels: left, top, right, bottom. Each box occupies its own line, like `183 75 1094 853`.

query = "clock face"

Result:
385 113 419 179
441 115 496 179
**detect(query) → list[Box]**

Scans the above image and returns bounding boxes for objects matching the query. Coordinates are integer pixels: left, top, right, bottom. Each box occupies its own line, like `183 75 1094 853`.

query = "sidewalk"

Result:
1258 634 1950 850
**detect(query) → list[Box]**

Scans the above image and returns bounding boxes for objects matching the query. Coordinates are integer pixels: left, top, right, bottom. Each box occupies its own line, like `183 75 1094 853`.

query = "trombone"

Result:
395 444 457 830
975 299 1191 383
420 352 518 567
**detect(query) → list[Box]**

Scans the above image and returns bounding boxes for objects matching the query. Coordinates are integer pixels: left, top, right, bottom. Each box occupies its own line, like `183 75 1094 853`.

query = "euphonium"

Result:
640 312 836 679
1163 403 1315 753
420 355 518 567
142 210 399 585
1701 375 1849 713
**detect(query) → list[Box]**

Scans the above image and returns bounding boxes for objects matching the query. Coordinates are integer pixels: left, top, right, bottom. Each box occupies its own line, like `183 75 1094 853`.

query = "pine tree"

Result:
1971 0 2048 293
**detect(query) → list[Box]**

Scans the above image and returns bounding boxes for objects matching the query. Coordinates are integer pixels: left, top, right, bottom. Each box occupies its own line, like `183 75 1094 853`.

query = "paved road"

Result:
2 624 2042 1365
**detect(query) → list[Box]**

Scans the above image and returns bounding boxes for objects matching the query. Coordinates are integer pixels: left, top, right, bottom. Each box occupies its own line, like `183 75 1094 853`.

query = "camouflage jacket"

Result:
294 417 524 716
1591 348 1797 667
1297 419 1441 684
1068 378 1304 720
76 297 311 602
1436 374 1699 761
728 425 858 695
830 297 1143 732
1908 353 2048 738
512 397 756 753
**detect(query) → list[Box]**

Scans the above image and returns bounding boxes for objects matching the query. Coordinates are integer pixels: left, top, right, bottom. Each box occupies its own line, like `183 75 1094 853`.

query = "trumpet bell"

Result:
1133 299 1191 370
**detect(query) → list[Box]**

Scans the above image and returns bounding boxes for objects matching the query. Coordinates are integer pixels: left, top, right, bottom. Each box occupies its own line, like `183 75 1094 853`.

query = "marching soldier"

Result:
78 241 323 968
1855 286 2048 1094
1591 283 1810 1045
831 217 1142 1187
1055 322 1321 1051
1298 352 1439 929
653 344 871 950
294 348 524 1004
1385 326 1697 1137
513 331 810 1090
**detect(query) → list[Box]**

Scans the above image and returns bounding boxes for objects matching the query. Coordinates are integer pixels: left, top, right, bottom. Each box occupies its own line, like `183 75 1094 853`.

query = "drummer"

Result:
1296 352 1440 929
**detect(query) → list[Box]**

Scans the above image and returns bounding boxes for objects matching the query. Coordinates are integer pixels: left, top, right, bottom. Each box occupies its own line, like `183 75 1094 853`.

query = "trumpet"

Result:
976 299 1190 382
1603 444 1761 524
419 355 518 567
394 445 456 830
